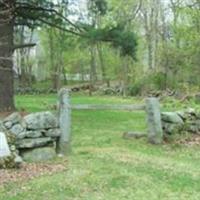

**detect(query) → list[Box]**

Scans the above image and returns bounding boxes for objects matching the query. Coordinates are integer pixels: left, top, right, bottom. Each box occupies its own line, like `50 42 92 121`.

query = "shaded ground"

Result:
0 160 67 186
176 134 200 146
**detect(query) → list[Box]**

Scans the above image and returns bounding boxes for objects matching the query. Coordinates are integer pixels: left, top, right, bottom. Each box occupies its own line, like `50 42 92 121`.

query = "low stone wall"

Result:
161 108 200 136
0 111 61 167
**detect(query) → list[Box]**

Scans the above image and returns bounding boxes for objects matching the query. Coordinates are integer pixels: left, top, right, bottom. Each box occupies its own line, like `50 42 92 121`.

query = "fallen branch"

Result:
123 132 147 139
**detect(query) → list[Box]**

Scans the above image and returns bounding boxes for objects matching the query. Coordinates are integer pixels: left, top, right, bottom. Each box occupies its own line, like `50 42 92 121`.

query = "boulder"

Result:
16 137 53 149
24 112 58 130
45 128 61 137
21 147 56 162
161 112 184 124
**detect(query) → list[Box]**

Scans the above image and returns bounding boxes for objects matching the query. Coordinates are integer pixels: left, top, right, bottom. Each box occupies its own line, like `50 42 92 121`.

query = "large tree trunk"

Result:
0 0 15 112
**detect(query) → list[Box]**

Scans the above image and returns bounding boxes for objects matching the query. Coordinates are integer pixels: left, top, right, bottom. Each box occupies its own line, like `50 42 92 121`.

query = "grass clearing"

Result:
1 94 200 199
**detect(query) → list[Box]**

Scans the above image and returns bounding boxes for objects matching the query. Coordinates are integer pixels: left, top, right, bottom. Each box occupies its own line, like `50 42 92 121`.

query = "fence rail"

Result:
70 104 145 111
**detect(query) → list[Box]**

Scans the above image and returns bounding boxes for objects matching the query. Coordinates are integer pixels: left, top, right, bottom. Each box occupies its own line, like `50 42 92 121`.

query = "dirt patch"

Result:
176 134 200 146
0 161 67 186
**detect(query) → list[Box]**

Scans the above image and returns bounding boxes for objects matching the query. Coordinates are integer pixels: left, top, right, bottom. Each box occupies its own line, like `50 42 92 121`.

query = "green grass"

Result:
1 94 200 200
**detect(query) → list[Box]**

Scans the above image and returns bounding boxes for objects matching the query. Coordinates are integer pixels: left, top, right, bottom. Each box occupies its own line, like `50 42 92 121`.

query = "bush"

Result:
128 72 173 96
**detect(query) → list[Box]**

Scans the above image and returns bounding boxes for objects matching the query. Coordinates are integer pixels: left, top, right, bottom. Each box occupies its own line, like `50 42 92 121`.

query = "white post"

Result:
146 98 163 144
57 88 71 155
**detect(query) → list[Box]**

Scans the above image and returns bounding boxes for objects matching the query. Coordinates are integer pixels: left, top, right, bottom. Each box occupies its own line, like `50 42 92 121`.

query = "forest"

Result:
1 0 200 112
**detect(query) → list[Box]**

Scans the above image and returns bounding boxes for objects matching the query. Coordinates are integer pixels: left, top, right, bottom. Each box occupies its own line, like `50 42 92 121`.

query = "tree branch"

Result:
15 2 84 33
13 43 36 50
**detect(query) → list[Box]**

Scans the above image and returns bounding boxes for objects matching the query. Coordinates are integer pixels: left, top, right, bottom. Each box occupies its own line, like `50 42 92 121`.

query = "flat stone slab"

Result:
21 147 56 162
17 130 43 139
24 112 58 130
0 132 11 158
123 132 146 139
16 137 53 149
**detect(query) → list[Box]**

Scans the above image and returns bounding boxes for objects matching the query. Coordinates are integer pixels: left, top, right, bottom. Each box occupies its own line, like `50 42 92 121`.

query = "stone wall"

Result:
0 111 61 167
161 108 200 136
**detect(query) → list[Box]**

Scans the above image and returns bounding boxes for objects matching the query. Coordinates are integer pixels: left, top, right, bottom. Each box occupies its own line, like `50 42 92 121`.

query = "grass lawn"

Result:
1 94 200 200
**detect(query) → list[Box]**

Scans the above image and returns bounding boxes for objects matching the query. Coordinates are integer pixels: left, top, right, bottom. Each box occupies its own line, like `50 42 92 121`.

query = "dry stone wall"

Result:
0 111 61 167
161 108 200 136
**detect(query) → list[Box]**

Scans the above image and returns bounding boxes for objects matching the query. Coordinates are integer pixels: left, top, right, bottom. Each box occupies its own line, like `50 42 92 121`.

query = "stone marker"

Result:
0 132 11 157
146 98 163 144
57 88 71 155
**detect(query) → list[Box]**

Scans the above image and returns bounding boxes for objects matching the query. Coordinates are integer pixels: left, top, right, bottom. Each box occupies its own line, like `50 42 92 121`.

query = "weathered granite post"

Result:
146 98 163 144
57 88 71 155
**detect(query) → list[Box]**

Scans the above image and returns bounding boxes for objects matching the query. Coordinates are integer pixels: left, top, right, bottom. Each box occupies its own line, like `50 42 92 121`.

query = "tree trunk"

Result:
0 0 15 112
89 44 97 96
122 57 129 97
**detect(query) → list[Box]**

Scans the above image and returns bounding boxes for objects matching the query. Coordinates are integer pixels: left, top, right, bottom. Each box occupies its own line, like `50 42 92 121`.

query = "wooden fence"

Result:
57 88 163 155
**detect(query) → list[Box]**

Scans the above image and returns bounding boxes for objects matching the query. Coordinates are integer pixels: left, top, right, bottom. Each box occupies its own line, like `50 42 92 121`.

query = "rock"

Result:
16 137 53 149
4 121 12 129
162 122 183 135
45 128 61 137
14 155 23 167
161 112 184 124
184 121 200 133
24 112 58 130
4 112 23 125
195 112 200 120
17 130 43 139
21 147 56 162
186 108 196 115
176 111 187 121
186 125 199 133
10 124 24 136
194 94 200 103
10 145 16 151
0 132 11 158
123 132 146 139
0 121 6 131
